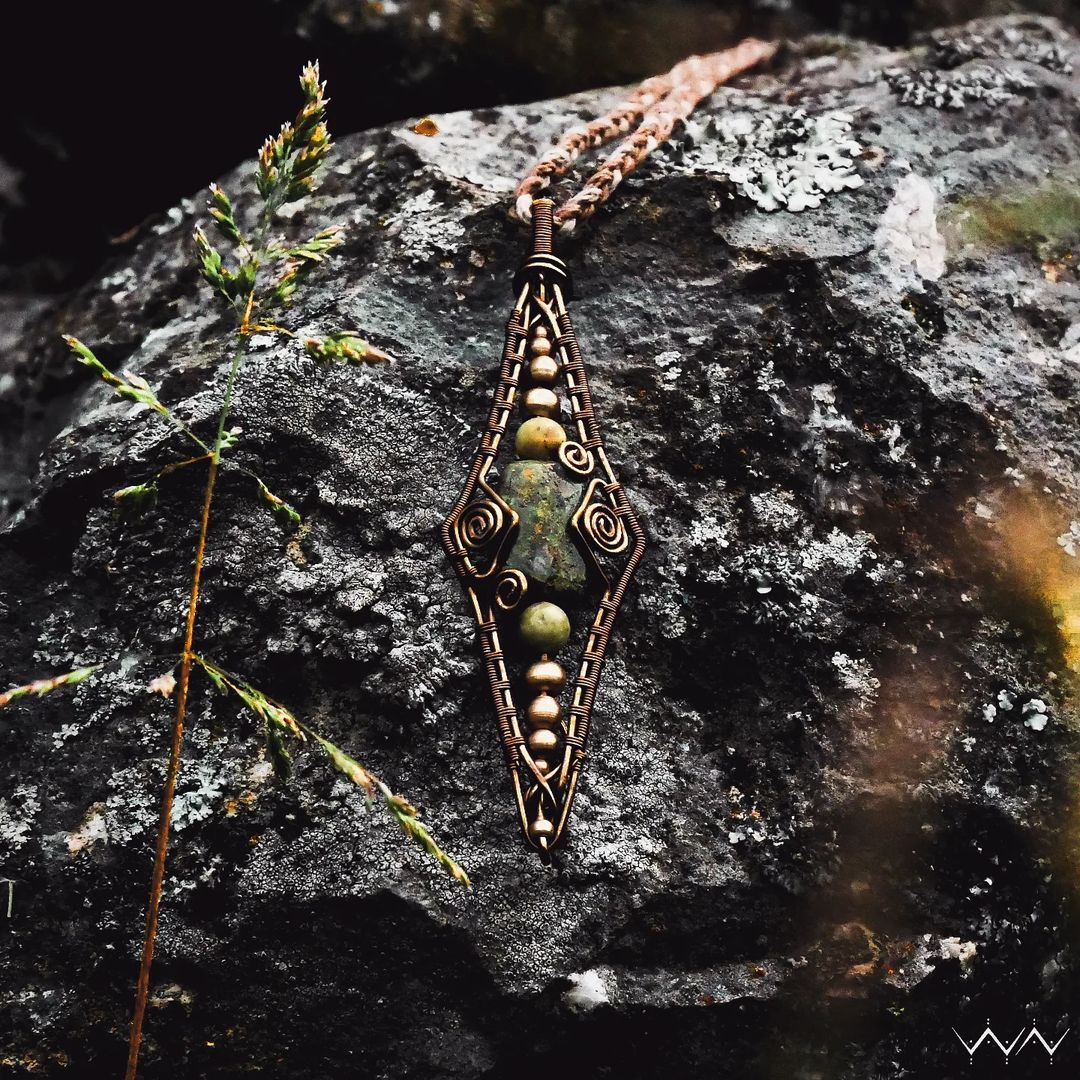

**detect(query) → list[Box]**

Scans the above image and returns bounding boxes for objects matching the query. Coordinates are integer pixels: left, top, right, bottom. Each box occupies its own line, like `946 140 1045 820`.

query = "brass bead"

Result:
525 659 567 692
527 692 561 728
527 727 560 754
529 355 560 385
523 387 559 418
515 417 567 460
532 757 551 775
530 335 553 357
529 816 555 842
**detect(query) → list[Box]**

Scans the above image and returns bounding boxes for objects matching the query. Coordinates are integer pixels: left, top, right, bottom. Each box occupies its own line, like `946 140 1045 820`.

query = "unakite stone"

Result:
519 602 572 653
499 460 587 593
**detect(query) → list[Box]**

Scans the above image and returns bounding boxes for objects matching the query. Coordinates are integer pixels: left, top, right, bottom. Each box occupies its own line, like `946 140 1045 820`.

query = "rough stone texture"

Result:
8 2 1080 293
3 16 1080 1078
501 461 588 594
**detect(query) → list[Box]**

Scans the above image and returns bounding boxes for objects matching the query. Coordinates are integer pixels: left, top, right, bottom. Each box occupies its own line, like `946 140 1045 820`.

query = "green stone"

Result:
519 602 571 654
499 460 587 593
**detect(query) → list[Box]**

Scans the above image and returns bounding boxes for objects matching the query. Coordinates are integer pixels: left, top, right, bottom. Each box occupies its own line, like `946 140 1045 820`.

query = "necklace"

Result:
442 38 776 856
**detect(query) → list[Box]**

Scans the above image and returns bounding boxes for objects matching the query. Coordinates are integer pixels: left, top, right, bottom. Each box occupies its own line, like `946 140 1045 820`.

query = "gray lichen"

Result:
883 63 1037 109
883 16 1074 109
931 18 1075 74
666 106 865 212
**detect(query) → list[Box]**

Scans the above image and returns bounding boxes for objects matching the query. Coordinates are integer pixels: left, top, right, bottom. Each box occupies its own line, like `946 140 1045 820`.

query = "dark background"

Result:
2 0 1078 295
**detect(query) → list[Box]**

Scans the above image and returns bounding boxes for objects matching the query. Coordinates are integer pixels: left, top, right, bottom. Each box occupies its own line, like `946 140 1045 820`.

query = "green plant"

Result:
0 61 468 1080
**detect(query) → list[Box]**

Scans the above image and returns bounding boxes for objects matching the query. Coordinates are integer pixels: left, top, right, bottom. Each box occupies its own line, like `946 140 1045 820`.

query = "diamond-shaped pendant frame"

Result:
441 200 646 855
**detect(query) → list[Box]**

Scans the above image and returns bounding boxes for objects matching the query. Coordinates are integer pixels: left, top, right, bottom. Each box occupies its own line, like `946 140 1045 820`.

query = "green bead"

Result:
519 602 571 653
515 417 567 460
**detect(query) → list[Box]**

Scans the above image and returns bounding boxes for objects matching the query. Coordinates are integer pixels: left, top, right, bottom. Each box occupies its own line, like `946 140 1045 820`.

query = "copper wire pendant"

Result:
442 199 646 855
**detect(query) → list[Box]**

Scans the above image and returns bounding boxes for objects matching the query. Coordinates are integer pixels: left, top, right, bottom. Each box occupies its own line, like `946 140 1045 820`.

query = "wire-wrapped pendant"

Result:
442 199 646 855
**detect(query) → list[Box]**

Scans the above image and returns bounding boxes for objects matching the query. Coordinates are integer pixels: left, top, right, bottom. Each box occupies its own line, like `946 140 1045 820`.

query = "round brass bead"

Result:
523 387 559 418
515 417 567 460
532 757 551 775
527 692 561 728
525 659 567 692
527 727 560 754
528 355 560 385
529 816 555 842
530 335 553 357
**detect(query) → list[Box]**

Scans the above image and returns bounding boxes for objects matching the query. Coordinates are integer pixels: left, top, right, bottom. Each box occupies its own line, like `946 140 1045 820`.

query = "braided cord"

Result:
515 37 777 231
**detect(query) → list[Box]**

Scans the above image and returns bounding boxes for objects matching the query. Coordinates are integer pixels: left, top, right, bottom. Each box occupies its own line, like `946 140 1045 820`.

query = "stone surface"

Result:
3 16 1080 1078
501 461 588 593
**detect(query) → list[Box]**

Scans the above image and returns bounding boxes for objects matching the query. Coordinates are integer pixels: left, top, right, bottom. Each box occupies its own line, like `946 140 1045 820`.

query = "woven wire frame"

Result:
441 205 645 854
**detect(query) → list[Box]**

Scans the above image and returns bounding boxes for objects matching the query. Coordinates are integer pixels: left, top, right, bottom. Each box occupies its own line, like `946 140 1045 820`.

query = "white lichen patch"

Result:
725 786 789 848
67 802 108 855
0 784 41 851
52 722 82 749
669 107 865 213
884 64 1036 109
939 936 978 973
100 740 259 849
562 969 611 1012
102 265 138 304
688 513 733 566
832 652 881 701
1057 521 1080 557
806 383 857 435
874 174 947 281
172 764 232 830
654 349 683 385
636 575 690 638
933 21 1074 75
104 764 166 845
725 491 880 638
800 527 877 576
148 983 195 1011
1023 698 1049 731
386 188 466 263
884 423 909 462
748 491 803 534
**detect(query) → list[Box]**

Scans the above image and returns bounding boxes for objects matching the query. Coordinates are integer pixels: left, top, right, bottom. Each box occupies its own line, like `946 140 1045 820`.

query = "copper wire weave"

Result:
444 39 775 853
442 201 646 852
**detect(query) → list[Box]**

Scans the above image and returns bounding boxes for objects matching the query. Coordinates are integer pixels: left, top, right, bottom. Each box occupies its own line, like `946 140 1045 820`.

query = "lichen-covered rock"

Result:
2 16 1080 1078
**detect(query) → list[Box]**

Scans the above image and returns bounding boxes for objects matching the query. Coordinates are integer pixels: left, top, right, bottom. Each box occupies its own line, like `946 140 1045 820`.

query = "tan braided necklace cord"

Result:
514 37 777 230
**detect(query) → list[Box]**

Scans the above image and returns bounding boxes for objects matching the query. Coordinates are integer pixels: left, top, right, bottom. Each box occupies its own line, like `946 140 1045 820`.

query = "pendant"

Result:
442 199 646 855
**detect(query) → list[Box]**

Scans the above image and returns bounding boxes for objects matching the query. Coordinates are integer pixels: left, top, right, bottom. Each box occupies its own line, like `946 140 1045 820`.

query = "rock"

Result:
9 3 1080 295
2 16 1080 1078
501 461 588 594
